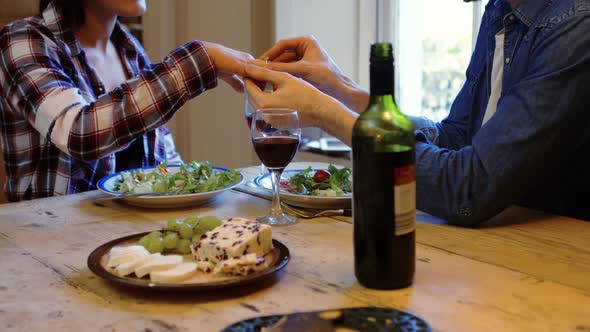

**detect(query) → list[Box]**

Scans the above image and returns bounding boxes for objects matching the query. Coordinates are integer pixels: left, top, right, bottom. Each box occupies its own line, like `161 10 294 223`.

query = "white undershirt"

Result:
482 30 505 126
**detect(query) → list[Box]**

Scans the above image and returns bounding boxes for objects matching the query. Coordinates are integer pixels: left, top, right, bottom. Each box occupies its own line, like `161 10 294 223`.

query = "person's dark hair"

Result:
39 0 85 27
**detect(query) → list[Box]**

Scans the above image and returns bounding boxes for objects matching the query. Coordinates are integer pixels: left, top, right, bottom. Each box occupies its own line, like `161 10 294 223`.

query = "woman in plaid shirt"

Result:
0 0 253 201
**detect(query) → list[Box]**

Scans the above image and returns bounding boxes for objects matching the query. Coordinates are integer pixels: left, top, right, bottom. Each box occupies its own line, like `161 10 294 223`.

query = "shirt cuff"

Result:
408 115 439 145
415 127 439 145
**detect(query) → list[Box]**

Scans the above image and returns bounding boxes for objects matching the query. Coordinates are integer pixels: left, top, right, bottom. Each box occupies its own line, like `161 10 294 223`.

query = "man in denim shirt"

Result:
243 0 590 225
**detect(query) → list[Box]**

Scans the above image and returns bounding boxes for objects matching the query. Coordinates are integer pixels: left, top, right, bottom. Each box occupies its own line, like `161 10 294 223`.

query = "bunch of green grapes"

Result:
138 215 222 254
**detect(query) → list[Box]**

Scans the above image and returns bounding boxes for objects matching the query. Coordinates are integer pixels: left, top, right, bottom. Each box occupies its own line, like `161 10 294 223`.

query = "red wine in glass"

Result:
253 137 300 169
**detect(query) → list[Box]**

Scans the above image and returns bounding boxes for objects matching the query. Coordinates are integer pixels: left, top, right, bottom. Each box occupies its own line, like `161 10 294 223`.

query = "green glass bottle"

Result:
352 43 416 289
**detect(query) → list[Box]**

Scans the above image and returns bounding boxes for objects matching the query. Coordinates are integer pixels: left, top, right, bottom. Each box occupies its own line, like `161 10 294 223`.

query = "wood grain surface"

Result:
0 162 589 332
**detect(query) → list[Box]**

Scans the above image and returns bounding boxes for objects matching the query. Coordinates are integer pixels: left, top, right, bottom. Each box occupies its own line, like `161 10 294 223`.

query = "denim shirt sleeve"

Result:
416 12 590 226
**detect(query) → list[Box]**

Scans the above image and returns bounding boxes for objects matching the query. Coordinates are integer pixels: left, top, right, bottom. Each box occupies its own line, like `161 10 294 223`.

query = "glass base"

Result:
256 213 298 226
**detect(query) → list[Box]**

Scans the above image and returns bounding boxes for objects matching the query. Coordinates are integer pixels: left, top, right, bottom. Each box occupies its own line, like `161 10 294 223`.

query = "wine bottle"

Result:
352 43 416 289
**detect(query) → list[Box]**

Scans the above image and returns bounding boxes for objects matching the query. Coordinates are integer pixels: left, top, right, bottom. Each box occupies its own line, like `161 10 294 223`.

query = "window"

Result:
378 0 486 121
273 0 485 142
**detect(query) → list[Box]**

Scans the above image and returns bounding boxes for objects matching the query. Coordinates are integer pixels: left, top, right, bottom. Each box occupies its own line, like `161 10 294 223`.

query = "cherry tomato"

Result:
279 179 290 190
313 170 331 183
157 165 168 174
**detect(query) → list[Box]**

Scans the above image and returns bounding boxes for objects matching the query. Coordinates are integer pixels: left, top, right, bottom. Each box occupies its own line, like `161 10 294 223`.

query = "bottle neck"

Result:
370 61 394 96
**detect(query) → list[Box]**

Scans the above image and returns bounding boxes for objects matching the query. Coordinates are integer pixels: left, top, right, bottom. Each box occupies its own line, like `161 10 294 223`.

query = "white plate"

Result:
254 169 351 209
97 166 243 208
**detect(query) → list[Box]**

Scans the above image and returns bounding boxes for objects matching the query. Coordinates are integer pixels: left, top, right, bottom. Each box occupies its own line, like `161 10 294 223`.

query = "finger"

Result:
274 51 298 63
265 61 307 78
244 64 286 85
250 58 306 78
221 74 244 92
243 63 268 90
244 78 265 107
248 59 267 67
260 37 308 60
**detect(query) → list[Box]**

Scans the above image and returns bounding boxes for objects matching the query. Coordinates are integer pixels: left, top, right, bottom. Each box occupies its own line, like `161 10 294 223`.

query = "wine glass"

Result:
251 108 301 225
245 92 267 175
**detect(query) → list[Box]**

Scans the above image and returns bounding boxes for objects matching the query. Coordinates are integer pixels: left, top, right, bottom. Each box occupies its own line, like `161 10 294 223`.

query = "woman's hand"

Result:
202 41 254 92
259 35 368 113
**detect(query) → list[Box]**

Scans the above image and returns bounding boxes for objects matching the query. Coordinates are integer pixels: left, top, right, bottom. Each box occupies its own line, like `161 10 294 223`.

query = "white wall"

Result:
274 0 374 89
143 0 269 168
274 0 364 86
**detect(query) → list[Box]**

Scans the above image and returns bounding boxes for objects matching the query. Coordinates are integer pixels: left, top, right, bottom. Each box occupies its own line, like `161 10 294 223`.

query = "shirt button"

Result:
460 207 473 217
505 57 511 65
508 15 515 22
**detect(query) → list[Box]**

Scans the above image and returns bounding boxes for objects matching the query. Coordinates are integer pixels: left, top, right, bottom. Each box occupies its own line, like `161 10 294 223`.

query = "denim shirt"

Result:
413 0 590 225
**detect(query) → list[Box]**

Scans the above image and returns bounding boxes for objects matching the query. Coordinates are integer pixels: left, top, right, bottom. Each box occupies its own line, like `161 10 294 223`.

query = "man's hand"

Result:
258 35 368 112
243 64 358 146
202 41 254 92
243 64 328 128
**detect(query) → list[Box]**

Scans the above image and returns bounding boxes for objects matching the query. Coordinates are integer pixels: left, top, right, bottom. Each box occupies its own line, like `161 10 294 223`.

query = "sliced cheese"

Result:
134 253 183 278
150 262 198 283
107 245 150 268
115 254 149 276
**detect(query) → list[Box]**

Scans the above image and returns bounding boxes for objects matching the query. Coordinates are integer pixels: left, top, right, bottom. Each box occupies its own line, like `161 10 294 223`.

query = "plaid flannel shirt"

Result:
0 3 217 201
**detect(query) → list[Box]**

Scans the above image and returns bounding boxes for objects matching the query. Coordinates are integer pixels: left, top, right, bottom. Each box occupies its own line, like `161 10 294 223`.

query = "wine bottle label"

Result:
394 165 416 236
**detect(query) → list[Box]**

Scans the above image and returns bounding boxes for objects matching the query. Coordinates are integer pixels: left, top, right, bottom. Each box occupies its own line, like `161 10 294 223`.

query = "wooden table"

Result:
0 162 589 332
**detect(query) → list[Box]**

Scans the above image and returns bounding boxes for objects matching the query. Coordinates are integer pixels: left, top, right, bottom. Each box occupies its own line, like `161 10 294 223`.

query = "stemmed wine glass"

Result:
251 108 301 225
245 92 267 175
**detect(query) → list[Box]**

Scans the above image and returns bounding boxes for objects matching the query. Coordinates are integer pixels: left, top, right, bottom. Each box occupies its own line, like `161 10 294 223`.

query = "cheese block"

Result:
212 253 268 276
151 262 198 283
195 261 215 273
191 217 273 264
134 253 183 278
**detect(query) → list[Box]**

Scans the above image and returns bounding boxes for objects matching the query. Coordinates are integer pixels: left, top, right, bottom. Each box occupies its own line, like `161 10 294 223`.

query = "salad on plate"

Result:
114 161 242 195
281 164 352 197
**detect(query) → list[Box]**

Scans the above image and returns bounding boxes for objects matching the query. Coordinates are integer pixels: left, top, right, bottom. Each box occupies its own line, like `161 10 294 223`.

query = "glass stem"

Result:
269 169 283 217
